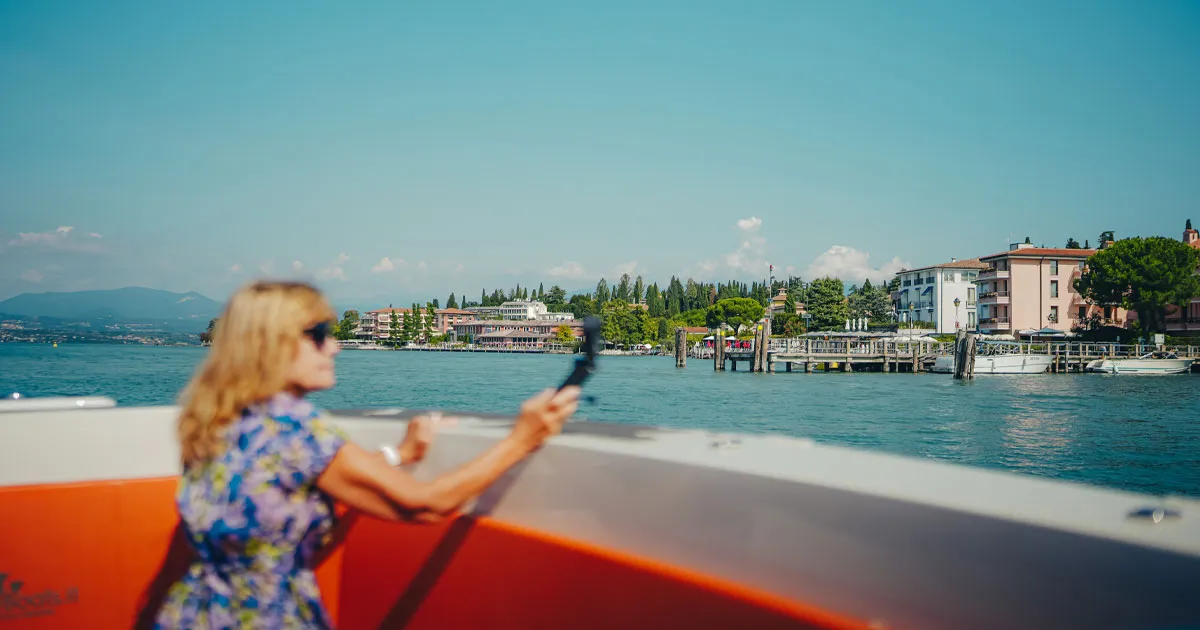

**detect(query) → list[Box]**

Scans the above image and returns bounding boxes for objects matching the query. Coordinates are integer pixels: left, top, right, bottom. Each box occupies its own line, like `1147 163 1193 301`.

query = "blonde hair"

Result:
177 281 335 467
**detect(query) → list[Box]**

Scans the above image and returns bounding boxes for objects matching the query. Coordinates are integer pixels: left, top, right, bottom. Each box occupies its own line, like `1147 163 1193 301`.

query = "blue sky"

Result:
1 0 1197 307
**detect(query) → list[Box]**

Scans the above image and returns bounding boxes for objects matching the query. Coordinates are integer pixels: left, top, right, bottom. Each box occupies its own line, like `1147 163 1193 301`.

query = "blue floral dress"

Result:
155 392 349 629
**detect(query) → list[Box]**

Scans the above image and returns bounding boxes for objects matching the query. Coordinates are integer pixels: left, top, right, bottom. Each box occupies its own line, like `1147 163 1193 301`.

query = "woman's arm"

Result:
315 387 579 522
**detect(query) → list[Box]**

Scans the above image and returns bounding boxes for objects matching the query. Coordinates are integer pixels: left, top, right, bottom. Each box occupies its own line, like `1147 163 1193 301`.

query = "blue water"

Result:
2 343 1198 498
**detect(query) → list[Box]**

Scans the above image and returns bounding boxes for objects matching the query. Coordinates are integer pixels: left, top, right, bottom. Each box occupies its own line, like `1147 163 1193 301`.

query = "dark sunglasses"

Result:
303 321 334 347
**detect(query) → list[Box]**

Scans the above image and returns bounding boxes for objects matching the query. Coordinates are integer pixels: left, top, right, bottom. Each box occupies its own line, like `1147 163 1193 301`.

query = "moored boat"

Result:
1085 352 1192 375
930 341 1051 375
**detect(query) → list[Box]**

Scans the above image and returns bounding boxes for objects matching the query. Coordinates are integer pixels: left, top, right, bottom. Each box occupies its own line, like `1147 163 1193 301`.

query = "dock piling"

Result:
674 328 687 368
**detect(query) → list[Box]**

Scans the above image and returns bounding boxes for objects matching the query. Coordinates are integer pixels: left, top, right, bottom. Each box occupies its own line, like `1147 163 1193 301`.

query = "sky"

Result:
1 0 1198 308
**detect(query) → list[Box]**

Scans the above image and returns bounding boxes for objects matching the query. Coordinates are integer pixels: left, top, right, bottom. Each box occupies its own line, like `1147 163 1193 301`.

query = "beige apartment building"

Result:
976 243 1125 335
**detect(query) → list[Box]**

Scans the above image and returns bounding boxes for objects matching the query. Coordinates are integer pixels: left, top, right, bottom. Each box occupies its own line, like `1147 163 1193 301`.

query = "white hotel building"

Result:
890 259 988 334
466 300 574 322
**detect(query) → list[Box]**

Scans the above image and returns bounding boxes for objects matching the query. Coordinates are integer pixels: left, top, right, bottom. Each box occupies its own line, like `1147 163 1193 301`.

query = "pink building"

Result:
434 308 475 334
356 307 430 341
975 244 1126 335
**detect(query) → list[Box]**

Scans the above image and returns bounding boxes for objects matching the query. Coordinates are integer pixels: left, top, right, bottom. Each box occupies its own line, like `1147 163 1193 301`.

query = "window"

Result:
1050 280 1059 298
944 272 955 282
967 287 976 304
1050 260 1059 276
968 312 977 328
1078 306 1087 320
1049 306 1059 323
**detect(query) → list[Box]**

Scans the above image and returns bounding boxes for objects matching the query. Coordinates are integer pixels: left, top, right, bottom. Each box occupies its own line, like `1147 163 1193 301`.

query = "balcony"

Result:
978 290 1010 305
978 268 1010 280
978 317 1011 330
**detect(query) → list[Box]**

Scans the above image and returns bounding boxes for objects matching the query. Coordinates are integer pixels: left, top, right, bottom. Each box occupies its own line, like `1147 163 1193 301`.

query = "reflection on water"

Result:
2 344 1198 497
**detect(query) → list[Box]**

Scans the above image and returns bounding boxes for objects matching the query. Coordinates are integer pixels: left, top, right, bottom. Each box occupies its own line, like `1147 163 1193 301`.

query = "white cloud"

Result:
230 263 243 273
292 260 304 272
804 246 910 285
614 261 640 276
549 261 586 279
417 260 428 271
258 260 275 275
785 265 797 275
87 232 102 239
317 253 350 282
5 226 103 253
20 269 43 283
694 216 769 277
178 295 195 303
736 217 762 232
371 257 397 273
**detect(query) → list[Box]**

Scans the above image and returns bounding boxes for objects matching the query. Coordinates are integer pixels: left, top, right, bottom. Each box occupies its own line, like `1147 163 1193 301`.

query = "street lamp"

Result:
907 303 915 330
953 297 961 331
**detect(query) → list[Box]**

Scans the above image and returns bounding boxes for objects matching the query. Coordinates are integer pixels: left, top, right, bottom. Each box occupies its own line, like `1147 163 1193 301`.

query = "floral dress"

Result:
155 392 349 629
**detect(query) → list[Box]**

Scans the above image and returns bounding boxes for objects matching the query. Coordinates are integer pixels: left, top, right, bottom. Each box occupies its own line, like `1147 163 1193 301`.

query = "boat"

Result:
2 395 1199 630
1085 352 1193 375
930 341 1051 374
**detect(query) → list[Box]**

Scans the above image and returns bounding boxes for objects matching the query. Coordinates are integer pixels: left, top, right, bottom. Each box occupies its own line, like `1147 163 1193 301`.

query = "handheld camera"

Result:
558 316 602 390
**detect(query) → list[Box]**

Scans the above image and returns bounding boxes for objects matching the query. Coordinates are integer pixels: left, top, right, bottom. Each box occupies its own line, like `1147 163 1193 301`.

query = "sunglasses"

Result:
303 321 334 348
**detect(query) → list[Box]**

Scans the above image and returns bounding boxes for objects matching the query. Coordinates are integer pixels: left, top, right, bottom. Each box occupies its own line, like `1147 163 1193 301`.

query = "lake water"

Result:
2 343 1198 498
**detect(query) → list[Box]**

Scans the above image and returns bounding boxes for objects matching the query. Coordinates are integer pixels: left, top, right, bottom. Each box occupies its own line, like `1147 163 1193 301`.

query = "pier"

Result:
710 339 1200 374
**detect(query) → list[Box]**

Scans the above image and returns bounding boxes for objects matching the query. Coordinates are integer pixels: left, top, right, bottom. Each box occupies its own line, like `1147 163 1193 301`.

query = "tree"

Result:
200 318 219 344
806 277 850 331
705 298 765 333
389 309 401 346
336 310 360 340
424 303 437 341
615 274 632 303
447 293 458 309
554 324 575 345
1065 238 1082 249
545 285 567 306
1075 236 1200 333
1085 240 1090 248
633 276 645 304
595 279 611 304
432 299 440 309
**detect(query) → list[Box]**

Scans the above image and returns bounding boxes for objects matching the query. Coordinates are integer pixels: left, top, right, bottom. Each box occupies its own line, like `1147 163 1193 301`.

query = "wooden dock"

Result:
715 339 1200 374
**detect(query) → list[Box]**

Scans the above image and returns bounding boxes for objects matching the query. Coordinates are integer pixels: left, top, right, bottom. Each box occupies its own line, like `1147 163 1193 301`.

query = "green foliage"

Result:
846 279 892 324
600 301 644 346
554 324 576 345
1075 236 1200 333
335 310 359 341
806 277 850 331
705 298 764 332
772 312 805 337
1065 238 1082 249
200 317 218 344
446 293 458 309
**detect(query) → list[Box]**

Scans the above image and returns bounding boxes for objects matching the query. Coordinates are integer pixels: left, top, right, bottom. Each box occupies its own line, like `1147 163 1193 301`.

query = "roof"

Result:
454 319 582 327
900 258 991 273
366 307 412 314
979 247 1097 261
435 308 474 315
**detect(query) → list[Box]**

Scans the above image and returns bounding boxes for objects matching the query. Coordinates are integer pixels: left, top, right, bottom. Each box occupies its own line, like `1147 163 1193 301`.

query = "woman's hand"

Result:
397 413 437 464
509 386 581 452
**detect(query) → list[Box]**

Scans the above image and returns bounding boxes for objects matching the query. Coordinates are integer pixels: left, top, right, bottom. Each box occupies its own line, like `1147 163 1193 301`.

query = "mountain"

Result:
0 287 222 327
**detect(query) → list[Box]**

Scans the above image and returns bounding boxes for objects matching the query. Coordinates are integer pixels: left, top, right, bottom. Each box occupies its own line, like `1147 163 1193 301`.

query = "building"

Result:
355 307 431 342
769 289 806 316
452 319 583 348
433 308 475 334
974 243 1120 335
891 259 989 333
466 300 574 322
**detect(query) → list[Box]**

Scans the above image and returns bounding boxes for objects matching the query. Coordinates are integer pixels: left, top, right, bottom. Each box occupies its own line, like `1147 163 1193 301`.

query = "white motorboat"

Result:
1085 352 1193 375
931 341 1052 375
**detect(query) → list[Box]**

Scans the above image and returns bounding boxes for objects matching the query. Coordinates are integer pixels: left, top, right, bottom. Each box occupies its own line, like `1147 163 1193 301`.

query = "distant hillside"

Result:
0 287 222 324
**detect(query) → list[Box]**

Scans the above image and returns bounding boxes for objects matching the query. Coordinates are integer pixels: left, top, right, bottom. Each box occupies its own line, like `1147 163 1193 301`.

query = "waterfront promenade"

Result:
716 339 1200 373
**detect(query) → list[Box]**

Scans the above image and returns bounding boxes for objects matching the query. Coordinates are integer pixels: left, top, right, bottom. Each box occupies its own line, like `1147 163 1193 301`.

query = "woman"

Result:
154 281 580 628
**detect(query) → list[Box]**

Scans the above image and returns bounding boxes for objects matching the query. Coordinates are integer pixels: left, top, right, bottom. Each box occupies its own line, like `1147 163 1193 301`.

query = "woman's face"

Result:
286 321 340 393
